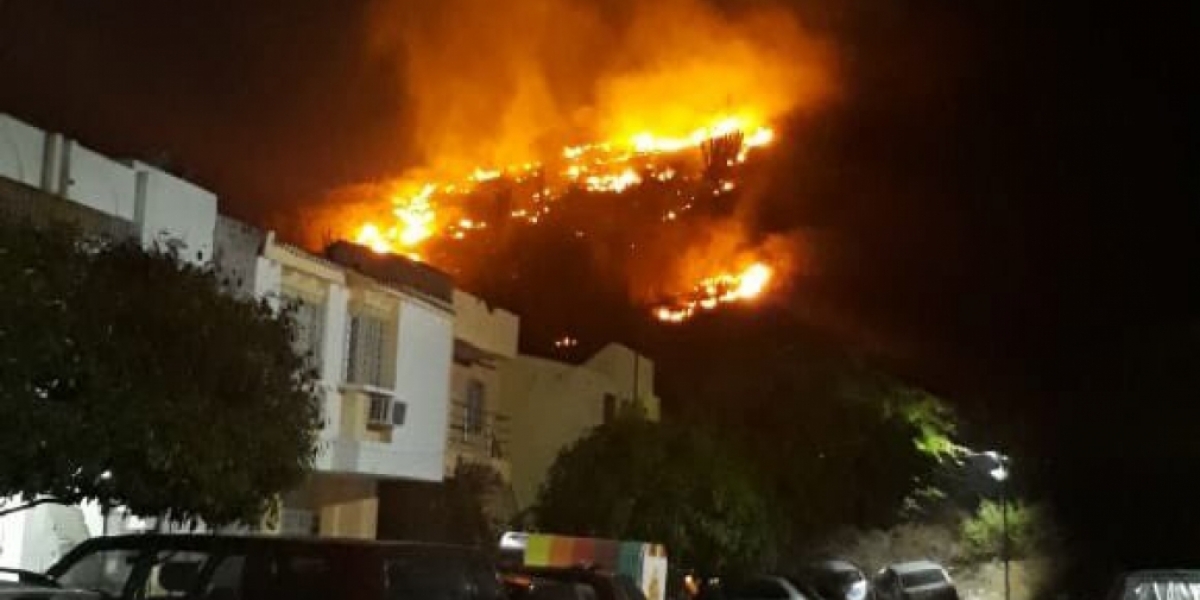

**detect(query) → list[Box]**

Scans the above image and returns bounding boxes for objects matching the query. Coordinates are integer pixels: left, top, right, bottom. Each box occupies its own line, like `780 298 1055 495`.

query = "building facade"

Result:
499 343 661 513
446 290 519 481
213 228 457 538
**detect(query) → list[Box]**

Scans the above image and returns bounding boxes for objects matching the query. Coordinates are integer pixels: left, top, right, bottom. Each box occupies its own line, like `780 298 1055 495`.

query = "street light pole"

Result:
1000 474 1010 600
985 451 1011 600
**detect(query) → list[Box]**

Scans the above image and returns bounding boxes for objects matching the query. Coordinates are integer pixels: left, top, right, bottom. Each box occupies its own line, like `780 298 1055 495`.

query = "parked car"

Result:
1106 570 1200 600
796 561 870 600
502 565 648 600
0 585 99 600
718 575 819 600
1 567 97 599
873 562 958 600
42 534 503 600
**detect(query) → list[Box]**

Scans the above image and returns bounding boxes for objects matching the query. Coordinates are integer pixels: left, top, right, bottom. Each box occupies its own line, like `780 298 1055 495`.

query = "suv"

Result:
796 561 869 600
1106 570 1200 600
42 534 503 600
873 562 957 600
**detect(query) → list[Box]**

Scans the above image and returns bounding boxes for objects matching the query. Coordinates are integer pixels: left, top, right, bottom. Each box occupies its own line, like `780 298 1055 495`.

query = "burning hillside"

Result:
309 0 833 323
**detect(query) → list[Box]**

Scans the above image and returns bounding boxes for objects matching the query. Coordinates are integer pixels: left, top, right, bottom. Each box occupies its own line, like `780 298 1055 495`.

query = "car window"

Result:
200 555 245 600
900 570 947 589
54 547 224 600
55 548 143 597
137 551 212 599
727 578 791 600
251 547 357 600
385 554 470 600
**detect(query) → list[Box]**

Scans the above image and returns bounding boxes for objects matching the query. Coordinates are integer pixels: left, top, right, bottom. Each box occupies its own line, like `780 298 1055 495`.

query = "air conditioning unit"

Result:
367 392 406 427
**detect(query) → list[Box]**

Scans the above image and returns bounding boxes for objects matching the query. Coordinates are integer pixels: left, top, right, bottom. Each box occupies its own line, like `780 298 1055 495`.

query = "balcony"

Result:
446 400 511 479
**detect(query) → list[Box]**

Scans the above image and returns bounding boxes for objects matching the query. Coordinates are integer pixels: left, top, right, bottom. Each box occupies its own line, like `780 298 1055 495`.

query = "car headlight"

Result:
849 580 868 600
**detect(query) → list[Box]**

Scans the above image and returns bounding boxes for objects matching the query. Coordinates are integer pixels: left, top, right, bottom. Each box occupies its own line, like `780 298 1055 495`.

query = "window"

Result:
900 570 948 589
203 555 246 600
603 393 617 424
55 548 220 600
465 379 485 436
344 312 387 387
726 578 792 600
368 392 391 425
55 548 140 597
254 550 343 600
288 297 325 369
386 555 469 600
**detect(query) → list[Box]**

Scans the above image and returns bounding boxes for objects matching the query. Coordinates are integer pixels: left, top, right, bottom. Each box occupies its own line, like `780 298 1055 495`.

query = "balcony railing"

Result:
447 399 510 461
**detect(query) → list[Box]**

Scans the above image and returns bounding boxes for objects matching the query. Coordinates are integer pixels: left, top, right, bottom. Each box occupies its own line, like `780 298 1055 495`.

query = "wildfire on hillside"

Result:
310 0 833 323
344 116 784 322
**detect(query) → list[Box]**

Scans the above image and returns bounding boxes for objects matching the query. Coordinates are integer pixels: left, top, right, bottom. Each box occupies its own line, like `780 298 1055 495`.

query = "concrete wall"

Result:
0 114 45 187
499 345 662 510
453 290 519 358
213 216 266 298
0 114 217 265
500 357 608 509
585 343 661 419
133 162 217 262
62 142 137 221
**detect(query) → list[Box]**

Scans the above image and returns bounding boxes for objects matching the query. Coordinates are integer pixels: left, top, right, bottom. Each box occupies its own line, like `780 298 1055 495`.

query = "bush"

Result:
960 500 1056 561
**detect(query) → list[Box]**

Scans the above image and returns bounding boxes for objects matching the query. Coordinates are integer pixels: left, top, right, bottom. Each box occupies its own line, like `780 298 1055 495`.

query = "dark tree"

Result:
0 220 321 526
536 418 775 575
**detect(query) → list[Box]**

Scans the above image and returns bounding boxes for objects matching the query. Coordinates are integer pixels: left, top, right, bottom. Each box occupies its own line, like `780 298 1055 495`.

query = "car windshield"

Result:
900 571 947 589
53 548 140 597
53 547 216 599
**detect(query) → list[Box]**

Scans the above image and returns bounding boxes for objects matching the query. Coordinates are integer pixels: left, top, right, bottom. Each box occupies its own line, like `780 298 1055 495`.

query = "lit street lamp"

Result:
980 451 1011 600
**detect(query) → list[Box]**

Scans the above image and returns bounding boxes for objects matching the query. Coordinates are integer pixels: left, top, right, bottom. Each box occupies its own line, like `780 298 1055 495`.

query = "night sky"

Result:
2 0 1194 571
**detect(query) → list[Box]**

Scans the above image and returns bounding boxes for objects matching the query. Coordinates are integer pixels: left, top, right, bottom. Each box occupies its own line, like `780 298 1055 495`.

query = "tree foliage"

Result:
960 500 1057 561
0 220 321 525
659 327 964 556
536 419 774 575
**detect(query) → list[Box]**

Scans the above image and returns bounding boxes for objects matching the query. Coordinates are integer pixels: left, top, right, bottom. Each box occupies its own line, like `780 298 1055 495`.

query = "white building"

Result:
0 113 216 263
1 113 458 558
214 226 457 538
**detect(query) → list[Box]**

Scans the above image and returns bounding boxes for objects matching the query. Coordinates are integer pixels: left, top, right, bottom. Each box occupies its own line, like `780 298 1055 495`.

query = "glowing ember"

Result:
583 168 641 193
652 262 774 323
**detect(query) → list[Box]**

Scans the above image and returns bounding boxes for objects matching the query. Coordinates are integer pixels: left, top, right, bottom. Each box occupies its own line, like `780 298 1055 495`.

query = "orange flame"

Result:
652 262 774 323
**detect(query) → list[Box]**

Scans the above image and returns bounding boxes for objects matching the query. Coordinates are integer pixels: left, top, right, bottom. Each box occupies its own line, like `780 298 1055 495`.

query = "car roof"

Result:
0 587 98 599
888 561 946 575
1121 571 1200 583
808 560 864 573
67 533 473 551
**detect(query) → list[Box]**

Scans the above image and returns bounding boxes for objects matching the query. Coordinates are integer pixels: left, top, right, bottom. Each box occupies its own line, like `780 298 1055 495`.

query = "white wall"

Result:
0 115 220 266
0 500 90 572
62 141 137 221
133 162 218 264
391 298 454 481
0 114 45 187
